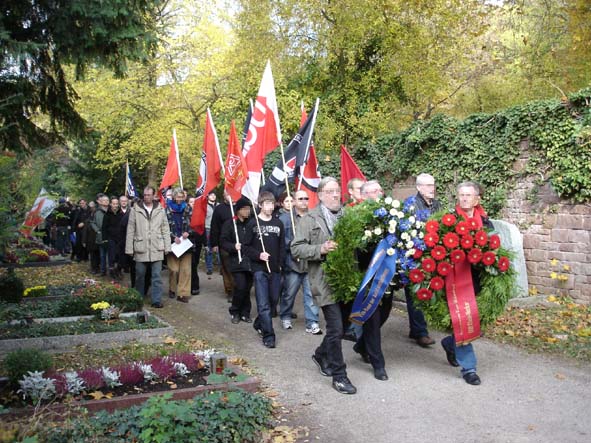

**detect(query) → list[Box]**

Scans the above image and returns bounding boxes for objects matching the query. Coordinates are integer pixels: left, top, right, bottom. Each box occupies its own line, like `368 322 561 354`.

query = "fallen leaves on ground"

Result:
13 262 91 287
487 297 591 362
88 391 113 400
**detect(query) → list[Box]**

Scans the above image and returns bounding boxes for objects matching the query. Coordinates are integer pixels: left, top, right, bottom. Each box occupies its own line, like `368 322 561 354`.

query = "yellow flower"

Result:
550 272 558 279
91 301 110 310
557 274 568 282
550 258 559 266
562 264 570 271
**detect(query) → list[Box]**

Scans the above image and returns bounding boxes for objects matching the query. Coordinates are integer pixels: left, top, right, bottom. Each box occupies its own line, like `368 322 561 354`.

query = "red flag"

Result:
159 132 182 206
224 121 249 202
190 109 223 234
242 61 281 202
20 188 57 236
340 145 366 203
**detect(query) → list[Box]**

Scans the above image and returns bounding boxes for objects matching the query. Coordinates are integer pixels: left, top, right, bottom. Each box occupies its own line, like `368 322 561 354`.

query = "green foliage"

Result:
2 348 53 385
0 269 24 303
0 316 163 340
61 283 143 316
38 390 273 443
0 0 163 153
353 88 591 212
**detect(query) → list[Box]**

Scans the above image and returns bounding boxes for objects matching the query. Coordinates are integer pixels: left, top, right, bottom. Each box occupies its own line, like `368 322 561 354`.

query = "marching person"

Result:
291 177 357 394
440 181 493 385
165 188 193 303
125 186 171 308
210 190 235 301
403 173 440 347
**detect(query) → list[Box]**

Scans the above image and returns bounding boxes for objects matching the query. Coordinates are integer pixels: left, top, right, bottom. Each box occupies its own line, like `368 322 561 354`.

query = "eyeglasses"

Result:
297 197 309 201
321 189 340 195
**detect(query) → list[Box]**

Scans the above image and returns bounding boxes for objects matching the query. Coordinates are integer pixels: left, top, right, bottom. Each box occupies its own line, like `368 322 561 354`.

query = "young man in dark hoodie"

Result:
244 191 285 349
220 197 253 325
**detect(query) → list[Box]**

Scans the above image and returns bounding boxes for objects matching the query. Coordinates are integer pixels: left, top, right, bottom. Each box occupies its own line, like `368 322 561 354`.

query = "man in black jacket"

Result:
210 190 235 300
403 173 441 347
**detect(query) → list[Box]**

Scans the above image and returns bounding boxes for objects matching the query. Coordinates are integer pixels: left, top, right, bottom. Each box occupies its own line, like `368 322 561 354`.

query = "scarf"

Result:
320 204 343 236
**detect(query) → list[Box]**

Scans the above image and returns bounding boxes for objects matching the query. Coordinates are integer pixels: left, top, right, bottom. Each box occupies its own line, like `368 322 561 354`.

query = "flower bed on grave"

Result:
2 236 62 265
1 349 258 417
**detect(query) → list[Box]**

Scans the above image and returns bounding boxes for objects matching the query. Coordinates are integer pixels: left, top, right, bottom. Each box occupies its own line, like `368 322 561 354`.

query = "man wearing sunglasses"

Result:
279 190 322 334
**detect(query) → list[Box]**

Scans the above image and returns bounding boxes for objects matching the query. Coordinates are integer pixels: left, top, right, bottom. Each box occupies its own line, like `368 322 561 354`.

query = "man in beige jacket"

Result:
126 186 171 308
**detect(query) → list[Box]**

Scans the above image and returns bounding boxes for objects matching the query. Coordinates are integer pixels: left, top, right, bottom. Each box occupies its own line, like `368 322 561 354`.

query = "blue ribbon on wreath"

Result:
349 238 397 325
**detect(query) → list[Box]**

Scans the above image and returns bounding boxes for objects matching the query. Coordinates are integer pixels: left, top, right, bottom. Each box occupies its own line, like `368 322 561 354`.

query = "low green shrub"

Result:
38 390 273 443
3 348 53 385
0 269 24 303
58 282 142 316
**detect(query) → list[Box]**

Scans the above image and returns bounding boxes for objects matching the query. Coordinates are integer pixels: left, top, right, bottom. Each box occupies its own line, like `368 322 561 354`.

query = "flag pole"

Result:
226 196 243 263
125 160 130 197
250 200 271 273
173 128 183 189
297 98 320 193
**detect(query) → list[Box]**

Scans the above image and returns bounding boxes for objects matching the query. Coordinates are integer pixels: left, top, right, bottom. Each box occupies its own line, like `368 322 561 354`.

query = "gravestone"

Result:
491 219 528 297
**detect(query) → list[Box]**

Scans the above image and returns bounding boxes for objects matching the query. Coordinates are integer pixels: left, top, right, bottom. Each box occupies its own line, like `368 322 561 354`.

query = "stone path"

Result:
151 269 591 443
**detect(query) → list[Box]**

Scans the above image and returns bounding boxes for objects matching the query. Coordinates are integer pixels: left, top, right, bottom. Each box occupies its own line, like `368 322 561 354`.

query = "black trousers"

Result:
354 295 393 370
191 242 203 292
315 303 347 379
229 271 253 318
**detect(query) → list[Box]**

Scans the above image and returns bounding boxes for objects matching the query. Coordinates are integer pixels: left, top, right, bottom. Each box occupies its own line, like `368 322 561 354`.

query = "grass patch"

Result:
485 296 591 362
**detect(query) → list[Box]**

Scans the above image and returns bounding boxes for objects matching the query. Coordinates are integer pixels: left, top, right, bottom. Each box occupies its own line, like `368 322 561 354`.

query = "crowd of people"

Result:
43 172 490 394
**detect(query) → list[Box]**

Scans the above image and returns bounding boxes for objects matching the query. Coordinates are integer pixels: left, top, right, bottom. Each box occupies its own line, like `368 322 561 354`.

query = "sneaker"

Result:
311 355 332 377
240 315 252 323
206 270 213 275
305 323 323 335
332 376 357 395
281 319 293 330
231 314 240 324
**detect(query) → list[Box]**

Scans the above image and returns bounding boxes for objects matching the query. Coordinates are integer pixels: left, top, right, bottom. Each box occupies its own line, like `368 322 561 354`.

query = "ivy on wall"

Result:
349 87 591 215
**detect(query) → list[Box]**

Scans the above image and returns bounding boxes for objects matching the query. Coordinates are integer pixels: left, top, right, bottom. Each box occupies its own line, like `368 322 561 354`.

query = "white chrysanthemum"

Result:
401 232 410 241
388 225 396 234
384 196 393 205
405 249 415 257
389 208 397 216
406 240 414 249
398 211 405 218
397 242 403 248
411 229 418 237
419 232 425 239
364 229 372 238
386 248 395 256
373 227 382 236
416 221 423 229
392 200 401 209
409 216 416 224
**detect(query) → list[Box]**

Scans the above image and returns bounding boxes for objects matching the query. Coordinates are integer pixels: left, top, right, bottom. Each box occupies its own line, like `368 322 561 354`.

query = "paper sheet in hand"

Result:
171 238 193 257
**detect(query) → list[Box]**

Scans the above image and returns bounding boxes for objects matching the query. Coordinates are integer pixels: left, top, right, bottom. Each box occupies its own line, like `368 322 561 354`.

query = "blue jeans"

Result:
135 261 163 305
253 271 281 343
404 286 429 338
98 243 108 274
204 229 220 273
280 271 319 327
442 335 477 375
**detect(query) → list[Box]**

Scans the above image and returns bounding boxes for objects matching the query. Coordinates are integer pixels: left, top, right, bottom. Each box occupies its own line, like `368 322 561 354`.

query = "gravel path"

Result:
153 269 591 443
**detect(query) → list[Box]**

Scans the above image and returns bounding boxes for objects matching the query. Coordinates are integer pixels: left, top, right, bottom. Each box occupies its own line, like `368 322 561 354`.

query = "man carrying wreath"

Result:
440 181 493 386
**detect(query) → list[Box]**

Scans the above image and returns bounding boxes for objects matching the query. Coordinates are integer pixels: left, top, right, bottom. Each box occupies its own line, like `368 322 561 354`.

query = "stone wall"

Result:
500 160 591 304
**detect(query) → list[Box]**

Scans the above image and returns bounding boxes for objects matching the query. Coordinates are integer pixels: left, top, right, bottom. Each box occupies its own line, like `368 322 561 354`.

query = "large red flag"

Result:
224 120 249 202
340 145 366 203
159 131 182 206
242 61 281 202
20 188 57 236
190 109 223 234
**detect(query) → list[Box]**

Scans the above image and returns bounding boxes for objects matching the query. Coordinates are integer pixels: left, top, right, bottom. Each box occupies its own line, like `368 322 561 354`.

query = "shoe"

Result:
353 344 371 364
290 313 298 319
253 323 263 337
416 336 436 347
305 323 323 335
332 377 357 395
311 355 332 377
463 372 481 385
226 295 233 303
374 368 389 381
343 331 357 342
168 290 175 299
206 270 212 275
176 296 189 303
151 302 163 308
281 319 293 330
263 340 276 348
240 316 252 323
231 314 240 324
191 289 200 295
441 340 460 367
